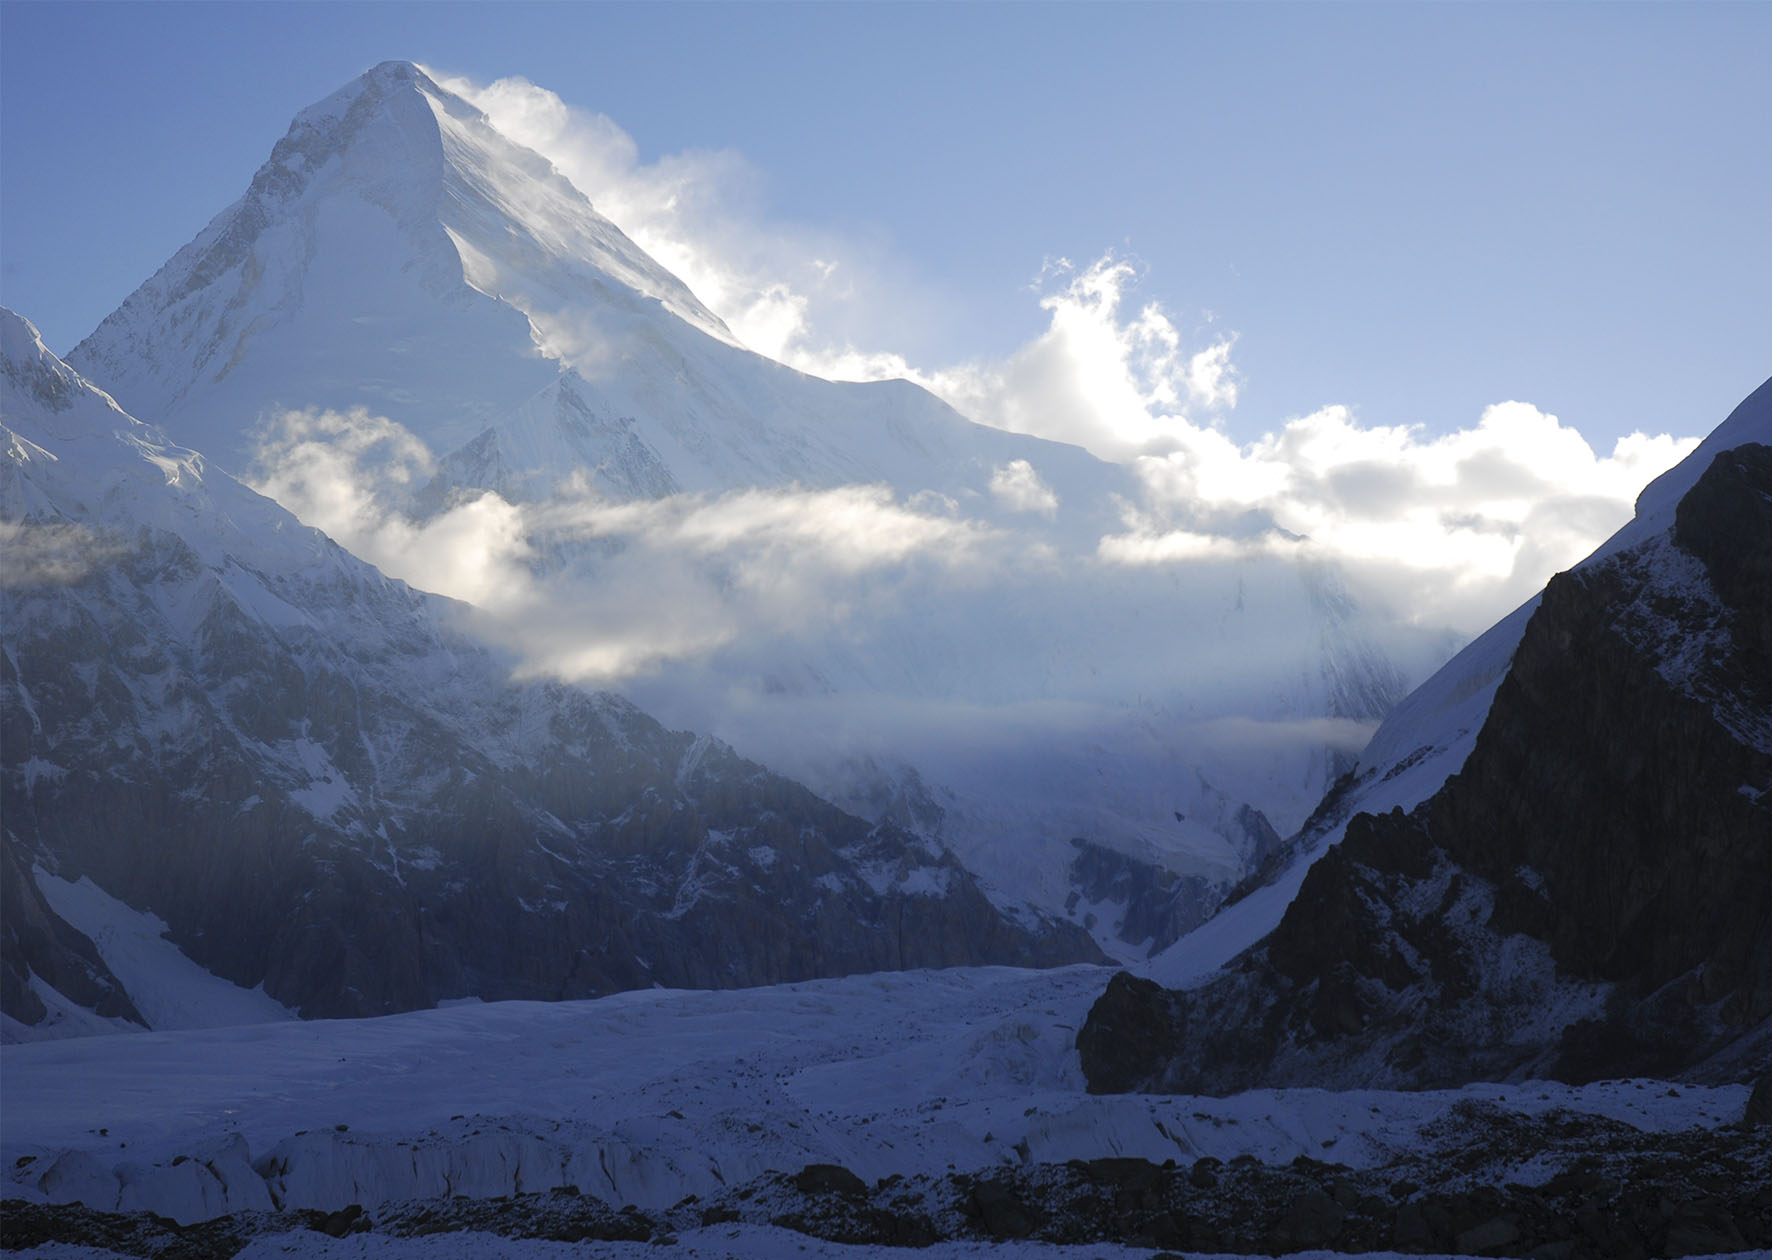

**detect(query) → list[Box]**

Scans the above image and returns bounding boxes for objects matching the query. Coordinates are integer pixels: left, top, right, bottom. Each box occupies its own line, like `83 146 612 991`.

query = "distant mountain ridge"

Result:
1 307 1100 1036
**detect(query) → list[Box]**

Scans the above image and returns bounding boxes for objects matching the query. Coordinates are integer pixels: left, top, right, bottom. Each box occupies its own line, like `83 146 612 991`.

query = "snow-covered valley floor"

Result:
2 964 1764 1257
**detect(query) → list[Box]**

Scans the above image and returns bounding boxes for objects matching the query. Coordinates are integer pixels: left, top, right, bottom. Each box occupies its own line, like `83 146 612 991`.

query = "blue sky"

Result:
2 1 1767 452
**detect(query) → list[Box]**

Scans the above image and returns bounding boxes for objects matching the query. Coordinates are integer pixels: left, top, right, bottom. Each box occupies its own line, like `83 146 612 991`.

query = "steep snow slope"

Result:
1 308 1097 1035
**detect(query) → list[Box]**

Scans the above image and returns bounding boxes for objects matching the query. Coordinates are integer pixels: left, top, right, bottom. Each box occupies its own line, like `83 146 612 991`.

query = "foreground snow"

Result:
2 964 1750 1231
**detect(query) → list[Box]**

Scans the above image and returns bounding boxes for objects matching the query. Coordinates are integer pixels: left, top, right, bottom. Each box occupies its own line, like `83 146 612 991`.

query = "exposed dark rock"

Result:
0 831 144 1030
1066 839 1221 958
791 1163 867 1198
1075 971 1185 1094
1747 1074 1772 1128
1078 438 1772 1094
962 1174 1040 1240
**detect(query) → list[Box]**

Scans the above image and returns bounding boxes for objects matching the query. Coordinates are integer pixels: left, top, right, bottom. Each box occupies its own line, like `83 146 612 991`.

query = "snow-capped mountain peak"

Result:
2 312 138 439
69 60 733 469
60 64 1434 961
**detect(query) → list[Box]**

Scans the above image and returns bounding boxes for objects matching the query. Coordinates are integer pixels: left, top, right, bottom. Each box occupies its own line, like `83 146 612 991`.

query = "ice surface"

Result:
31 871 295 1034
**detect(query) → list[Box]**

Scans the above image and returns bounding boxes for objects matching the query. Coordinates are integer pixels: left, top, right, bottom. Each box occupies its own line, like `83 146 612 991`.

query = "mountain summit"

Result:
70 61 731 468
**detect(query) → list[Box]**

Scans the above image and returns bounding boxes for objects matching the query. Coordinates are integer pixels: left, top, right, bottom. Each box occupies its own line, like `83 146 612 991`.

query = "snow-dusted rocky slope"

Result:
0 308 1099 1036
1080 378 1772 1092
65 62 1425 951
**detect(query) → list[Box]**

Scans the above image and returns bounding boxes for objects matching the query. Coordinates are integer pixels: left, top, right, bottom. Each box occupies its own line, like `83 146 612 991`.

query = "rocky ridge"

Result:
1078 385 1772 1093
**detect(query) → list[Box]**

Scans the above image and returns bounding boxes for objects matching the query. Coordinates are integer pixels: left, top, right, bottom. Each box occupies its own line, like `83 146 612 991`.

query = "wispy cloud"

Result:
432 70 909 370
989 459 1059 516
301 70 1703 716
0 521 131 587
433 70 1697 640
249 408 1009 682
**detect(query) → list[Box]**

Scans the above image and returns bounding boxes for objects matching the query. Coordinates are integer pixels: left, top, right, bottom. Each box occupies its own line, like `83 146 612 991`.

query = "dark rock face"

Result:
1065 840 1220 958
1080 442 1772 1093
1064 806 1283 961
1075 971 1186 1094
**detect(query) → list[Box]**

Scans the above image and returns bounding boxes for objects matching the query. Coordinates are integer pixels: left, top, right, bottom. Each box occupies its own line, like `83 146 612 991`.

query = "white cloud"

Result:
248 408 534 609
1101 400 1700 631
248 409 1006 683
0 521 130 587
909 256 1239 462
425 69 1701 647
989 459 1059 515
432 70 907 370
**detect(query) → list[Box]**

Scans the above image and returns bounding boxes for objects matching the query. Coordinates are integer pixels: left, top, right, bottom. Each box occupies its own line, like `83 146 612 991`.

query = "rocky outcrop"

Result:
1065 840 1220 958
1079 439 1772 1093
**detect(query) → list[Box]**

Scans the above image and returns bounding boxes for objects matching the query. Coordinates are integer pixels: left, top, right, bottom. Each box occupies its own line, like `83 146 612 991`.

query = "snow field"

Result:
2 964 1750 1227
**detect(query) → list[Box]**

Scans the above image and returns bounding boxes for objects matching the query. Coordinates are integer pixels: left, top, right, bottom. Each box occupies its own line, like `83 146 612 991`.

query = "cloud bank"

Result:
1103 402 1697 631
249 408 1012 682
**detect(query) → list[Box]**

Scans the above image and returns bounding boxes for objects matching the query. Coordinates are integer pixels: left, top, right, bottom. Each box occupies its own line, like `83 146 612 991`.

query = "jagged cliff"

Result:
1079 426 1772 1093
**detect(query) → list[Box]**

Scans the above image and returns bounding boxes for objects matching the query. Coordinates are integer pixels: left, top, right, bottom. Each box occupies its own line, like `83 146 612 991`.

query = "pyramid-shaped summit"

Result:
69 60 734 470
66 60 1126 510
